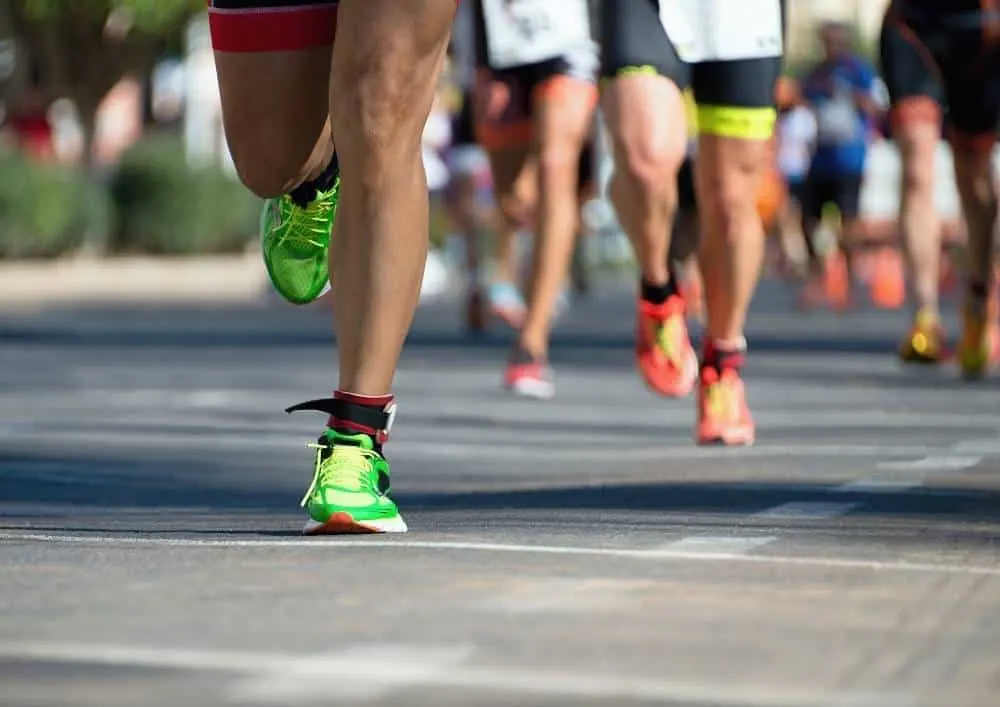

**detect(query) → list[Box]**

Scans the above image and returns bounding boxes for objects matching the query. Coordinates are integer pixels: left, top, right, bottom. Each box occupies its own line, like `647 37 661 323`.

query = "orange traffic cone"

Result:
870 248 906 310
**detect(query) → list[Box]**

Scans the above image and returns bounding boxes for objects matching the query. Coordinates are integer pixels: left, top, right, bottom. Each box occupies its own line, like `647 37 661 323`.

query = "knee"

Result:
897 134 937 199
498 190 534 230
901 158 934 198
952 148 996 204
615 133 684 201
537 139 581 184
698 160 760 242
331 48 443 180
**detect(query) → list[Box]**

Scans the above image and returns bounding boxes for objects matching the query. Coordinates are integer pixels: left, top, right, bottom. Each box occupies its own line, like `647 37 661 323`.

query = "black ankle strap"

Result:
285 397 395 436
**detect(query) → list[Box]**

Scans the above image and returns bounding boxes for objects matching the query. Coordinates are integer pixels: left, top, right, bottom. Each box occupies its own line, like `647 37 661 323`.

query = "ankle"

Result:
328 390 395 446
701 337 747 372
640 276 679 305
290 153 340 207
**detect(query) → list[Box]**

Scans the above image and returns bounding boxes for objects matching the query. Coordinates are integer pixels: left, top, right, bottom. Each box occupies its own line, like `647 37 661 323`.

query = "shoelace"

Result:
300 442 378 507
654 314 686 368
276 186 338 250
704 378 737 420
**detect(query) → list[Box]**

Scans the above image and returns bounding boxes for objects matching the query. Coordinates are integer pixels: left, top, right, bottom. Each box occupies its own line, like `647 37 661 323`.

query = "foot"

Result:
261 172 340 305
899 309 948 365
299 428 406 534
287 396 406 534
635 296 698 397
503 347 555 400
958 296 1000 380
696 365 755 446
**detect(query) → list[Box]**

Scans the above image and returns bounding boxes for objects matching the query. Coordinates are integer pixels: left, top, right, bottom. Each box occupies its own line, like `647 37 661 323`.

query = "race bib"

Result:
482 0 591 69
815 99 859 144
659 0 783 64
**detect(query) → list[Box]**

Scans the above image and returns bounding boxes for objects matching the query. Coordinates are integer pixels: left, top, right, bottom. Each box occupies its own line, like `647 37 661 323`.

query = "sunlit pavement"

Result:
1 279 998 707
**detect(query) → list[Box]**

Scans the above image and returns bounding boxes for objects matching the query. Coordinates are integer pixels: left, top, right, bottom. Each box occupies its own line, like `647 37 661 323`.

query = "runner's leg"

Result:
474 65 536 330
209 0 341 304
879 11 946 361
210 1 335 196
517 71 597 360
939 25 1000 378
692 44 783 446
328 0 457 396
951 123 1000 378
601 0 696 398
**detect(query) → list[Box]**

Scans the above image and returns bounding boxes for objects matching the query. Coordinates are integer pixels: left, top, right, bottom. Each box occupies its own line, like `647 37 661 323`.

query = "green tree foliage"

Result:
7 0 204 164
16 0 203 30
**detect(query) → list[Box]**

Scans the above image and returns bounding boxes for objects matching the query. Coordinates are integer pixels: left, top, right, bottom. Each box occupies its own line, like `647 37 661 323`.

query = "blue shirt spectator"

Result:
803 23 882 178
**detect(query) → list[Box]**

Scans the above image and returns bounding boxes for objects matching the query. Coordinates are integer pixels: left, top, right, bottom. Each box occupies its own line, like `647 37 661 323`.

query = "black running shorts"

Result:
600 0 786 140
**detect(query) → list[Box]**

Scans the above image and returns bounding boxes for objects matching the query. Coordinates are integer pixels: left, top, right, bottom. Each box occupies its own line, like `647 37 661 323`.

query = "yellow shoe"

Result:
898 309 946 364
958 298 999 379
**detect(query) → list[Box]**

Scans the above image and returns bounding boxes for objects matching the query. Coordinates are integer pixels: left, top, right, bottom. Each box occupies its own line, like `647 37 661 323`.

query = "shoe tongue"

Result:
324 428 375 450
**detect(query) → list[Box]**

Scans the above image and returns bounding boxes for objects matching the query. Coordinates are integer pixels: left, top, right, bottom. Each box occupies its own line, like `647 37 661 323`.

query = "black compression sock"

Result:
289 153 340 207
640 276 678 305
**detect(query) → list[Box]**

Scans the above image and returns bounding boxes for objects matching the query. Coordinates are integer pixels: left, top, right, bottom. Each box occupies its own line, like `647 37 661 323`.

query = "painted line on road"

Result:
950 438 1000 455
832 455 982 494
832 478 924 493
753 502 859 520
876 456 982 472
658 535 777 555
2 532 998 576
229 644 470 703
0 641 908 707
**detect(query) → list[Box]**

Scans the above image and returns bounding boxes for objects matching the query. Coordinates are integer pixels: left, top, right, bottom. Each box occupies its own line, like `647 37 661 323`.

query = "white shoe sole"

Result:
302 512 408 535
508 377 555 400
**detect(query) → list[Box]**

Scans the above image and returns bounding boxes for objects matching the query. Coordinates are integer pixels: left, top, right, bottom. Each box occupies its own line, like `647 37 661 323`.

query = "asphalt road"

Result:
1 279 998 707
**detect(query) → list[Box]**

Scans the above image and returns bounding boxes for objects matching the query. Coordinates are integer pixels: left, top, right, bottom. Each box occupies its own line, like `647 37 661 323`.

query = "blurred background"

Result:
0 0 984 305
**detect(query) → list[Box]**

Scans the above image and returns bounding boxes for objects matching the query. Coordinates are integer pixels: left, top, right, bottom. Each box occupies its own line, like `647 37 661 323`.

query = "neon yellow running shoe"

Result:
287 397 406 535
298 429 406 534
260 177 339 305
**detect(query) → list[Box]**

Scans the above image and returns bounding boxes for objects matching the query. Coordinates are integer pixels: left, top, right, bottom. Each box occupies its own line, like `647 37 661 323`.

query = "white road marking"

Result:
230 644 470 703
832 478 924 493
753 502 859 520
0 641 907 707
876 456 981 472
2 532 998 576
659 535 777 555
951 438 1000 455
833 455 982 494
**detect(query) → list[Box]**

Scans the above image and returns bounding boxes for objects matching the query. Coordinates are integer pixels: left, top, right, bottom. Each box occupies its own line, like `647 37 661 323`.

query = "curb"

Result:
0 254 268 312
0 250 456 312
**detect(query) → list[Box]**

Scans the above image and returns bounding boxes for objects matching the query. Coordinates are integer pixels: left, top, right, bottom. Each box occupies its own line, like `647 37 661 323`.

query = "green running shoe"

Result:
299 428 407 535
260 178 339 305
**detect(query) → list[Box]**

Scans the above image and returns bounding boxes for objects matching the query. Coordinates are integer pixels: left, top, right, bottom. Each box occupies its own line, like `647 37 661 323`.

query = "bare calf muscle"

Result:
602 0 784 446
210 0 457 535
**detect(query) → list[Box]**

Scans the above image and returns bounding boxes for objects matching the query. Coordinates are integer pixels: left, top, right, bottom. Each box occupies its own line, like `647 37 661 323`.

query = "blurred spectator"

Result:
48 98 85 164
93 75 143 168
774 77 817 275
5 87 55 161
799 20 885 307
